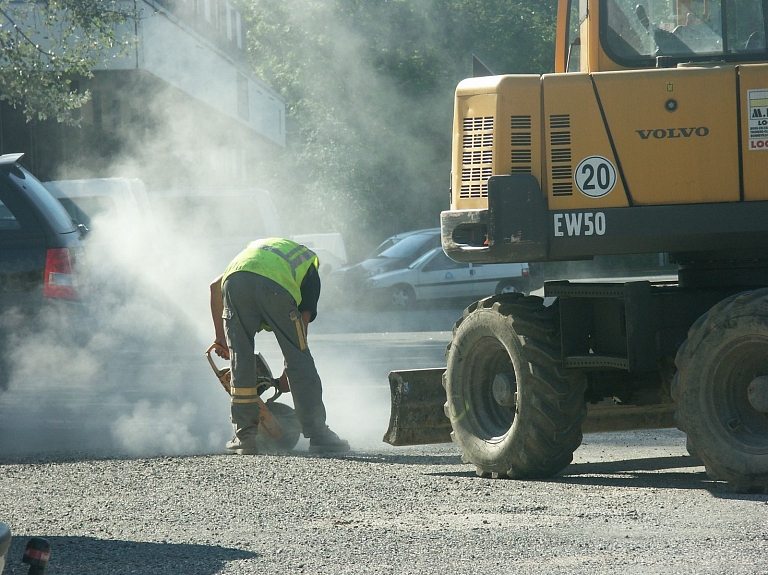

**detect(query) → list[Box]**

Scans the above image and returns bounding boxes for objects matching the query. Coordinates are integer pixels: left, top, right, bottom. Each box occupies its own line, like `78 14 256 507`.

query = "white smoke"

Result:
0 0 460 457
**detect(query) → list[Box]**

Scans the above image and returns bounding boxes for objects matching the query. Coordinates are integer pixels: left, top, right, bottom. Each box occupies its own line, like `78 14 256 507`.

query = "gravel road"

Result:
1 428 767 575
2 300 767 574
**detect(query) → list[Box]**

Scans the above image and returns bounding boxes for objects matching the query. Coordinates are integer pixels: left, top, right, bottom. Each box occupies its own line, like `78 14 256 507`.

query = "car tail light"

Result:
522 265 530 277
43 248 79 300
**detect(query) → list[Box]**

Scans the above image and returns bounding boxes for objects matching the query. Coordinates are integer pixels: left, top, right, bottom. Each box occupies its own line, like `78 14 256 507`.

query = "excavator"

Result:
384 0 768 492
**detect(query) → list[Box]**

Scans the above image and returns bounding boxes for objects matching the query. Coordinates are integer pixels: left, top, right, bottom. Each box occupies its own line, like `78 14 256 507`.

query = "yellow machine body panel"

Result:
452 75 542 212
593 66 740 205
443 0 768 265
741 63 768 201
542 73 629 211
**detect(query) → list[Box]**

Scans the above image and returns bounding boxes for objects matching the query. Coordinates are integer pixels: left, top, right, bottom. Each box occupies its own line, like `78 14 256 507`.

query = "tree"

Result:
0 0 133 123
238 0 557 254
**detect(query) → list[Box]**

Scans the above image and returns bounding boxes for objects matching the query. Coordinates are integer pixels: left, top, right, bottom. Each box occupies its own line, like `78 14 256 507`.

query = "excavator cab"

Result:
557 0 768 73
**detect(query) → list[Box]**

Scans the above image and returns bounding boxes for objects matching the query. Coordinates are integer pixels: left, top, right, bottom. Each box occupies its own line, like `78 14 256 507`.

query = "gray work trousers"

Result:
222 271 327 440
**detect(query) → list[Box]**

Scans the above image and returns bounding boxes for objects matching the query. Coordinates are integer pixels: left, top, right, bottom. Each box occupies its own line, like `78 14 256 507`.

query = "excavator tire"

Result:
256 402 302 453
443 293 587 479
672 289 768 493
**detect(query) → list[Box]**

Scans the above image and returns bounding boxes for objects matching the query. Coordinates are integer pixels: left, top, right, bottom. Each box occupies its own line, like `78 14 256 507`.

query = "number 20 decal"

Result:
574 156 617 198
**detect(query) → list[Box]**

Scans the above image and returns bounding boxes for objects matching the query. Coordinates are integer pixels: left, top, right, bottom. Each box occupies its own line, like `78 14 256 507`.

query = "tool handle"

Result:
205 343 229 377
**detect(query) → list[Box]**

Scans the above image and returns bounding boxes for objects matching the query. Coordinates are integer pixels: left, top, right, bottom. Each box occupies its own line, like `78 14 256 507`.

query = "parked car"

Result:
291 232 348 276
44 178 152 230
0 155 86 309
363 247 534 309
366 228 437 259
0 154 87 388
148 187 283 273
0 521 9 574
327 228 441 299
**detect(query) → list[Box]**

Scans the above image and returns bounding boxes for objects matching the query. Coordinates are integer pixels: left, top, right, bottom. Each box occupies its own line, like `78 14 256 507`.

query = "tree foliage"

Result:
238 0 557 254
0 0 132 123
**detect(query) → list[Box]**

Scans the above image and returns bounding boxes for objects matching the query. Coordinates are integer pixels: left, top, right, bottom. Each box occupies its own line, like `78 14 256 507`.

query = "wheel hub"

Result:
747 376 768 413
492 373 516 407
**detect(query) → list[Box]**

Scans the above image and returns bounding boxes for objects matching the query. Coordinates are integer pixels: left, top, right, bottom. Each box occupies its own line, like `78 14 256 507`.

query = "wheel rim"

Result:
391 287 412 309
709 336 768 451
462 336 516 443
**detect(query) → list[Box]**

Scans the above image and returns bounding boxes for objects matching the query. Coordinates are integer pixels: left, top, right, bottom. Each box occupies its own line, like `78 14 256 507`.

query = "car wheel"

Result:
495 280 519 295
390 284 415 310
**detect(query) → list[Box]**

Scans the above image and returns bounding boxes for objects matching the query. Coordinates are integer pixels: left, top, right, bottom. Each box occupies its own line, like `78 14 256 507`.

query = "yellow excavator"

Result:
385 0 768 492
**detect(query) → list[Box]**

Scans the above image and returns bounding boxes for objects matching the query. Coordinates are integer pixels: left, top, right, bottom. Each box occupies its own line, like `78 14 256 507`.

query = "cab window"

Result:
566 0 583 72
603 0 766 65
727 1 766 52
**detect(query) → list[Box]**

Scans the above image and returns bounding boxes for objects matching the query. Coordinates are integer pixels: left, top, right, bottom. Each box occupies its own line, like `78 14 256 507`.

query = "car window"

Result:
422 250 466 272
57 198 92 228
369 239 396 258
9 165 76 233
57 196 116 228
0 199 20 230
379 233 438 259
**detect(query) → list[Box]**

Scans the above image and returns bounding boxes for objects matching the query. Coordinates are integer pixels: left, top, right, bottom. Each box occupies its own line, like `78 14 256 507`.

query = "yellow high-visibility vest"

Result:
222 238 319 305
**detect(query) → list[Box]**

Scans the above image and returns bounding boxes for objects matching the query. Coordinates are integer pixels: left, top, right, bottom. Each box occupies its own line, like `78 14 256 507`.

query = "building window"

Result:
112 99 122 131
226 3 232 40
92 92 103 128
235 10 242 48
237 73 249 121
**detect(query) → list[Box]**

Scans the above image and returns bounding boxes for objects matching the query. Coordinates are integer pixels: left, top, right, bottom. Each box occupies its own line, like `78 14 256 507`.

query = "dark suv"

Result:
0 521 9 574
0 153 86 387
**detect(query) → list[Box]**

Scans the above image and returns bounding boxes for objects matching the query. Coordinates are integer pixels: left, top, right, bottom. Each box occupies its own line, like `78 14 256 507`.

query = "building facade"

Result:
1 0 285 189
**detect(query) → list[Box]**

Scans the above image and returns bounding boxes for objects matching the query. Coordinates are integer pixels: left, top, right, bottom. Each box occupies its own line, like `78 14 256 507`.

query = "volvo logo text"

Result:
636 127 710 140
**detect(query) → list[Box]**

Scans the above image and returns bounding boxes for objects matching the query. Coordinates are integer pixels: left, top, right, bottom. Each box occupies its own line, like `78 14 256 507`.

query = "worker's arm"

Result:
209 274 229 359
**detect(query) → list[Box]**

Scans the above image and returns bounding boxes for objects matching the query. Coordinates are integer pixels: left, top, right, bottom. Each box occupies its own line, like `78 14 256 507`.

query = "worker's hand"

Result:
213 340 230 360
279 371 291 393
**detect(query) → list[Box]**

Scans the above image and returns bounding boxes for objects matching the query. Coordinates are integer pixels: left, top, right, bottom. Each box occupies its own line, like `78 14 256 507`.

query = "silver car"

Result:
363 247 532 309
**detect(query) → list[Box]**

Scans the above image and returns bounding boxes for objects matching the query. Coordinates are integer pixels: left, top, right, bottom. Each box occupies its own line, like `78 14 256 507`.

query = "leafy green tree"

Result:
238 0 557 254
0 0 132 123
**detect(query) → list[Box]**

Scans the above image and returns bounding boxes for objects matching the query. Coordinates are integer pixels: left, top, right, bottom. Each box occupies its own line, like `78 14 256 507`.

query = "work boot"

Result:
309 428 350 453
225 436 259 455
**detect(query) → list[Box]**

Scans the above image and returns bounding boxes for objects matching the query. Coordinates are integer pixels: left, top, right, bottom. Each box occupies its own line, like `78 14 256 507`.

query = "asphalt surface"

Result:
1 301 767 574
1 431 767 575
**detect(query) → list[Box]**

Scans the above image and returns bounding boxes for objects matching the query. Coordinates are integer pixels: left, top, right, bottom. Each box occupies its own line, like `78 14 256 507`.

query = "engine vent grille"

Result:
460 116 494 198
549 114 572 196
510 115 532 175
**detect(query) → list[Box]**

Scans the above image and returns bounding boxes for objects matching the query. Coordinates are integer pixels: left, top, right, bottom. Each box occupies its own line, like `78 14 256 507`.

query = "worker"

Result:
210 237 350 455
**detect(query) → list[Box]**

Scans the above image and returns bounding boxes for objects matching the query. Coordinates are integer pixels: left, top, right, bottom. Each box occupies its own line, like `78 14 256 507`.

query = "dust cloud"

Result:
0 193 422 457
0 0 457 458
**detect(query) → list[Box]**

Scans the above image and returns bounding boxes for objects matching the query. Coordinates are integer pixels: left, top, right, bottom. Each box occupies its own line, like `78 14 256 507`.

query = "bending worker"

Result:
210 237 350 454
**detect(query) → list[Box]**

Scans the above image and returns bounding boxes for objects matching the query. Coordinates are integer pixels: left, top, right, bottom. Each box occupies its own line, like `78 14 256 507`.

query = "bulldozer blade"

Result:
383 368 452 446
383 369 679 447
582 402 677 433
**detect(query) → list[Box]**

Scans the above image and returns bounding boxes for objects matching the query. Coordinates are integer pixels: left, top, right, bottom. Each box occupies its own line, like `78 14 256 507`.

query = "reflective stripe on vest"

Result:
256 243 317 281
222 238 318 305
